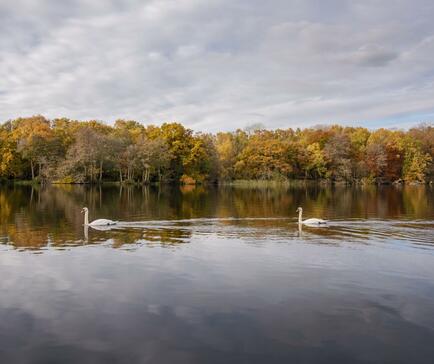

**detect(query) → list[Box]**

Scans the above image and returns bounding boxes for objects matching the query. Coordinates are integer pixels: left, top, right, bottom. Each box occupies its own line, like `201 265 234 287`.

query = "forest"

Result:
0 116 433 185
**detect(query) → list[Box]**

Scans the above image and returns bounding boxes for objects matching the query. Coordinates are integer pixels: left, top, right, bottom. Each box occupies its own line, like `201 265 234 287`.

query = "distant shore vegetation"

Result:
0 116 433 185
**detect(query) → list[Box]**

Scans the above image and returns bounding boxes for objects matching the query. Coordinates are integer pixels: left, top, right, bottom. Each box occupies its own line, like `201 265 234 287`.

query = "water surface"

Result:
1 185 434 363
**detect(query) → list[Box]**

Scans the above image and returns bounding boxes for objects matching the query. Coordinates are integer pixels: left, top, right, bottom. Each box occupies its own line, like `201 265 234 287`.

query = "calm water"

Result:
1 184 434 363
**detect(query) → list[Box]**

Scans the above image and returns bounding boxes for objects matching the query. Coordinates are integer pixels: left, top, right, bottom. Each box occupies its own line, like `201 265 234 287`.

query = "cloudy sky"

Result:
1 0 434 131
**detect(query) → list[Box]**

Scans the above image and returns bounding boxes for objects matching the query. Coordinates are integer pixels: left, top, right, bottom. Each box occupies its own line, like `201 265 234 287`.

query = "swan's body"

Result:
296 207 327 226
89 219 117 226
81 207 117 226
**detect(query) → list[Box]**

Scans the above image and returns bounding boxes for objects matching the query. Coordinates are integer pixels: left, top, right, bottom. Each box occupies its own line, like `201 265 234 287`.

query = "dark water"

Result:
1 184 434 363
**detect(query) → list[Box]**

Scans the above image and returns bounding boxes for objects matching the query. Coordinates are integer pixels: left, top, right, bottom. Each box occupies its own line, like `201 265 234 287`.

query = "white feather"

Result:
82 207 117 226
296 207 328 226
89 219 117 226
302 218 328 225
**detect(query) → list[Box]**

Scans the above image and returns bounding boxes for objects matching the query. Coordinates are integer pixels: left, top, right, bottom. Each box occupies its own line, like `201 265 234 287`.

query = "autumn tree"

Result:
304 142 327 179
1 116 433 184
366 129 405 182
61 122 111 183
365 142 387 179
158 122 194 181
12 116 54 180
323 132 353 181
402 140 432 182
136 136 172 183
0 122 20 178
182 133 219 184
409 124 434 179
234 130 295 180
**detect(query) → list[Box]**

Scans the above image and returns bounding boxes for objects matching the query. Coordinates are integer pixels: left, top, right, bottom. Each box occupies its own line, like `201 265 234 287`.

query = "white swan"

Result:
81 207 117 226
296 207 327 226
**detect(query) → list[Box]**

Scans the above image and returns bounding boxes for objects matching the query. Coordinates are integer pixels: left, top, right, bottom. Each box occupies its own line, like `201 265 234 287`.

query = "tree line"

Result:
0 116 433 184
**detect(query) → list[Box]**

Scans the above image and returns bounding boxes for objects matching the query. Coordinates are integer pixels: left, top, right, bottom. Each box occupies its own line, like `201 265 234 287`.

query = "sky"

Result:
1 0 434 132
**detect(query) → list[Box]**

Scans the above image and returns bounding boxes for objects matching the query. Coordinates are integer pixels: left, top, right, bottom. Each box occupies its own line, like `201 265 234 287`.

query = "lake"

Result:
1 184 434 363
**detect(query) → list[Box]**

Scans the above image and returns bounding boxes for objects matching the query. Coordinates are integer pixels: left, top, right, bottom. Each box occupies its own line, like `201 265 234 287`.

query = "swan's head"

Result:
81 207 88 214
296 207 302 213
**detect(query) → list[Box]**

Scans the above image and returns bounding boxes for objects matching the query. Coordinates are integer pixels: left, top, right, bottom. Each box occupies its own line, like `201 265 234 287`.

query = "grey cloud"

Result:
349 44 399 67
1 0 434 131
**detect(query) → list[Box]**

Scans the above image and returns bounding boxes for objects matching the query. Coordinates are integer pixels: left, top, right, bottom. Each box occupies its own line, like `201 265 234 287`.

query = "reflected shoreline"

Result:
1 184 434 251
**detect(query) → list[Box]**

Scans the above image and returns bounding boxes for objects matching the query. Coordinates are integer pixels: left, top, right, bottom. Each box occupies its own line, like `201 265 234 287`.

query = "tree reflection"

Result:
0 184 433 251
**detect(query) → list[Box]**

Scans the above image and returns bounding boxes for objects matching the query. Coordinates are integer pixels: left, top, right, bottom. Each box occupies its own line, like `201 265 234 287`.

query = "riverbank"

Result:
2 178 432 187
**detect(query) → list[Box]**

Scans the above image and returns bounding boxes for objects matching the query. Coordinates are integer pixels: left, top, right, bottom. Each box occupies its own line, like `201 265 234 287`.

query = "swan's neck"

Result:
84 210 89 226
298 210 302 224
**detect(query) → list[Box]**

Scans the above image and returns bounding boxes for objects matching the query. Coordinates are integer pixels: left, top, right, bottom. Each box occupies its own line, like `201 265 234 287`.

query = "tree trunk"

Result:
119 168 123 183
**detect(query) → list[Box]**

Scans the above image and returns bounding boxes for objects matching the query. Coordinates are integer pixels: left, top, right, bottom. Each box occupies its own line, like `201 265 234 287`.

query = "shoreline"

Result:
2 179 431 187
